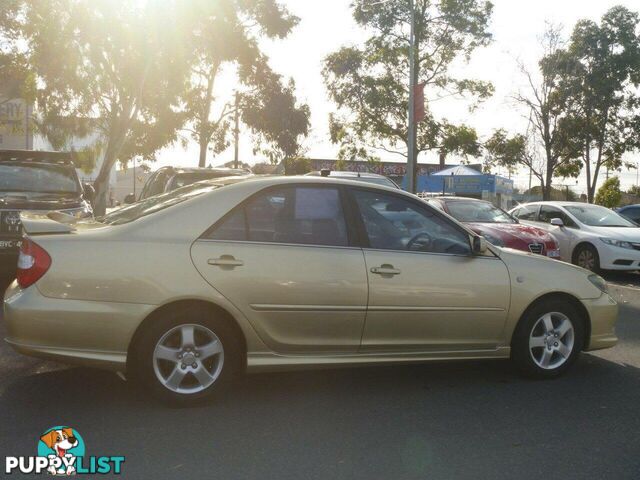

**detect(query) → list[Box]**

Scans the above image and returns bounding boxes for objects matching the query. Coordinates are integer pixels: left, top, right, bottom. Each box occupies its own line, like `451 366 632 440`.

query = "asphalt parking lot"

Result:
1 273 639 480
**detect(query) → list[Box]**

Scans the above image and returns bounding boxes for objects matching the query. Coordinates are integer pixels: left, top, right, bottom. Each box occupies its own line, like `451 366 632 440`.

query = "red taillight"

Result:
16 238 51 288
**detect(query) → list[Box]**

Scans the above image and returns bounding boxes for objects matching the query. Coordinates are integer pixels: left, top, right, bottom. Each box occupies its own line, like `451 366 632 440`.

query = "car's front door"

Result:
191 184 368 354
349 188 511 352
538 205 579 261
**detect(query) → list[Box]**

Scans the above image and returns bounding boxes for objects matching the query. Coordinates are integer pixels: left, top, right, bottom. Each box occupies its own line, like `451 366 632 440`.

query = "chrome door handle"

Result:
370 265 401 275
208 255 244 267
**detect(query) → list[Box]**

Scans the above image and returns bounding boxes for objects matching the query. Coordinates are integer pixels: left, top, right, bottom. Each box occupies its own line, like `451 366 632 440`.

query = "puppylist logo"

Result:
5 426 125 475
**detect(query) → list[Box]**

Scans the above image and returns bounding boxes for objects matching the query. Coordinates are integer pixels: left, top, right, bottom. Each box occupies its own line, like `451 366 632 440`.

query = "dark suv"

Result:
0 150 94 278
127 166 250 203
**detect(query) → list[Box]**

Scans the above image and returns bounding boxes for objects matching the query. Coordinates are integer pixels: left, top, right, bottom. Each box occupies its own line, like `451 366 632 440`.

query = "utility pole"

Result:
233 92 239 169
132 157 136 198
406 0 417 194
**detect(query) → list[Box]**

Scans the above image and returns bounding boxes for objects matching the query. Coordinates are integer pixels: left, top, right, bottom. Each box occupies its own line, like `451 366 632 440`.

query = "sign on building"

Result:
0 98 32 149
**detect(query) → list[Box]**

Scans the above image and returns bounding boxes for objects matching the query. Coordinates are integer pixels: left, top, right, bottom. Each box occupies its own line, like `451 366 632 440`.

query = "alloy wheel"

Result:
576 249 596 271
152 324 224 394
528 312 575 370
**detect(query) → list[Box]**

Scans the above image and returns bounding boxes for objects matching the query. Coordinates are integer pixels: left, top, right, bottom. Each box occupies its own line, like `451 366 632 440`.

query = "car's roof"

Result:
306 170 389 179
0 149 75 165
513 201 591 208
158 166 248 175
432 196 490 203
195 174 406 194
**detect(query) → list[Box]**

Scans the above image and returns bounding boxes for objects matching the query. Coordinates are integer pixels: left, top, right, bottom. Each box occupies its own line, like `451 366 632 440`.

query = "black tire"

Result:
573 243 600 273
130 306 243 406
511 299 585 379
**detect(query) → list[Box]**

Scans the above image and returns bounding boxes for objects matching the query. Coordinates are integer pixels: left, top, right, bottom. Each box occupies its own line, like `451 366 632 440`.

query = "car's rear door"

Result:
191 184 368 354
349 187 510 352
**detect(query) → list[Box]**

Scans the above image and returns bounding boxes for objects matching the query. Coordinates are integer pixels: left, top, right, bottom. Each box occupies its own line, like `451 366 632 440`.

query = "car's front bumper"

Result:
3 281 154 371
582 292 618 351
598 243 640 270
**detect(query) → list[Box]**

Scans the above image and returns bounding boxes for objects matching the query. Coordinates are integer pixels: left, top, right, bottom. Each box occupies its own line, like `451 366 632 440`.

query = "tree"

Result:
550 6 640 203
322 0 493 179
2 0 193 215
179 0 309 167
595 176 622 208
511 24 582 200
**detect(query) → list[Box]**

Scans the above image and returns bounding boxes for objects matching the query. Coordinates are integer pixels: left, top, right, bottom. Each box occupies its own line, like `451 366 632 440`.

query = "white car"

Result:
509 201 640 272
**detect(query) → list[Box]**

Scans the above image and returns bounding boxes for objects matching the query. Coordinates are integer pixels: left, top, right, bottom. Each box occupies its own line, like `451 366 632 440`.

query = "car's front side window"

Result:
539 206 577 228
512 204 539 221
352 189 471 255
207 186 349 247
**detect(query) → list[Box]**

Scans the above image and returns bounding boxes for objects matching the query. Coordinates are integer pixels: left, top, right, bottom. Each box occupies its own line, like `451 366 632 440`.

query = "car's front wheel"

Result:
573 244 600 272
511 299 585 379
131 307 242 405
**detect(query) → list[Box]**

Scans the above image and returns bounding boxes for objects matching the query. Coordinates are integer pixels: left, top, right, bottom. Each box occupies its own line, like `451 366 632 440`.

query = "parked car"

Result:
306 169 400 188
615 204 640 225
5 177 617 405
510 201 640 272
0 149 94 278
427 197 561 258
127 166 250 203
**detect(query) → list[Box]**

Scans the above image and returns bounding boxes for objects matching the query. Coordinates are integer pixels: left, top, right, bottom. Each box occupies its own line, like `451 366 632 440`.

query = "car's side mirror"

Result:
550 218 564 227
82 183 95 203
472 235 489 255
124 193 136 205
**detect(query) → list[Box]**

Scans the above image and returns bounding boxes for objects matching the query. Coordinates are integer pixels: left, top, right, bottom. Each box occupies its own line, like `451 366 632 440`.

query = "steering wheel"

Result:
407 231 433 251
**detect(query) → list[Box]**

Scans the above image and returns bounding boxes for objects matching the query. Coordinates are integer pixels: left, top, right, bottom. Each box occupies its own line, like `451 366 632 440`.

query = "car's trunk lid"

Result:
20 211 104 235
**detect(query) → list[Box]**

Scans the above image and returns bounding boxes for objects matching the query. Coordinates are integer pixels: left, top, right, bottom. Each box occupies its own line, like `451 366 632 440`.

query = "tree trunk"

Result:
198 139 207 168
93 129 128 216
543 168 553 201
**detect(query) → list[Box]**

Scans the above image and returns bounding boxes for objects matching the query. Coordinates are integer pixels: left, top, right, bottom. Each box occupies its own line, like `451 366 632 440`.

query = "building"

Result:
411 165 514 209
306 158 483 186
0 98 33 149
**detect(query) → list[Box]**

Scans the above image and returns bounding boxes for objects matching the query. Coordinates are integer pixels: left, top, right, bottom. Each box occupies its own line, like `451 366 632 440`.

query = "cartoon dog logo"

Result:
39 428 79 475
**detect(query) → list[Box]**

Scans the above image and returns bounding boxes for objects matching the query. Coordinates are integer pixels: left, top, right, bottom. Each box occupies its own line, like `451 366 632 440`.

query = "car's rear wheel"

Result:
573 244 600 272
131 306 242 405
511 299 585 379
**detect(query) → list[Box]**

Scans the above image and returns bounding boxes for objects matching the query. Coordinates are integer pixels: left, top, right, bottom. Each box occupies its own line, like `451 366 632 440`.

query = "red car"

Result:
427 197 561 258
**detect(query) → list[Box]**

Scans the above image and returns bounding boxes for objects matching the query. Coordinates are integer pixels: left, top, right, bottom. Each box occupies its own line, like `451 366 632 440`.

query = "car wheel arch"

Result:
571 241 599 264
511 292 591 352
126 299 248 375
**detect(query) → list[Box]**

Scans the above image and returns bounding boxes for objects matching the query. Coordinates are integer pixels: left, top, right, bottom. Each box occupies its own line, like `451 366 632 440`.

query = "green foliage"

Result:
323 0 493 163
1 0 310 214
180 0 309 167
546 6 640 202
283 157 311 175
628 184 640 196
595 176 622 208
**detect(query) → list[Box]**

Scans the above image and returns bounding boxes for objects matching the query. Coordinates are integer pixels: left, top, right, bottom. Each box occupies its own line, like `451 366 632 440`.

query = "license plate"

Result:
0 239 20 249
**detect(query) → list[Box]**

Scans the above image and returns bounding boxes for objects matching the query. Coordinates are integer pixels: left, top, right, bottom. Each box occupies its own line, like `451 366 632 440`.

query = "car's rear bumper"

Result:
3 281 153 370
582 293 618 351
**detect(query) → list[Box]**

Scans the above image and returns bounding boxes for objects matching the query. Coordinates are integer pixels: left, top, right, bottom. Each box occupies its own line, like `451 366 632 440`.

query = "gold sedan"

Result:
4 176 618 405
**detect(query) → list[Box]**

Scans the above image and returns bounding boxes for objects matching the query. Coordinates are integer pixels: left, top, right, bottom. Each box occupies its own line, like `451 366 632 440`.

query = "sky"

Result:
156 0 640 196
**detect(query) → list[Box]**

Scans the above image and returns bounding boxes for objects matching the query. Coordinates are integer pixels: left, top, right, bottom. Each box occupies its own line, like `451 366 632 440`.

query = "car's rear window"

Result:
101 183 219 225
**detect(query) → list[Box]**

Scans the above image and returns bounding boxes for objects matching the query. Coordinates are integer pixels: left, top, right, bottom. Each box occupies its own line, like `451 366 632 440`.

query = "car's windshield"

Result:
563 204 636 227
101 183 219 225
0 163 80 194
446 200 516 224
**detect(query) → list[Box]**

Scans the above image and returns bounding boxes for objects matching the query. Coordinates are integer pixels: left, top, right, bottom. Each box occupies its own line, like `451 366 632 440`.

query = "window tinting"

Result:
353 189 471 255
208 186 349 247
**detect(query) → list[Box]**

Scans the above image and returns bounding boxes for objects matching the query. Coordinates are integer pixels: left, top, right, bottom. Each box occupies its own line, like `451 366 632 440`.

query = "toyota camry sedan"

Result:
4 177 618 405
